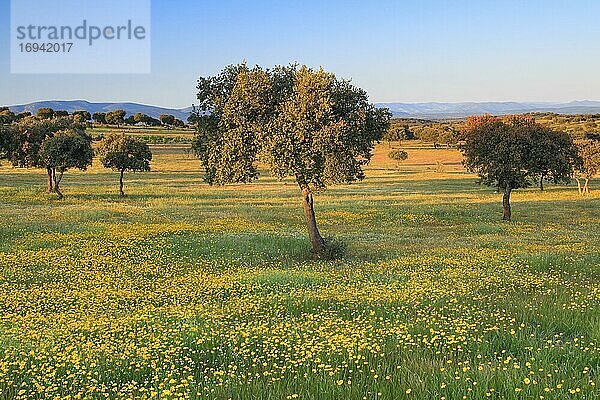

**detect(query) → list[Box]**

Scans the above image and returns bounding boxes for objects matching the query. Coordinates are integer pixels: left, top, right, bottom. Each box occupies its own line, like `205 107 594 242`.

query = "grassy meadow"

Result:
0 142 599 399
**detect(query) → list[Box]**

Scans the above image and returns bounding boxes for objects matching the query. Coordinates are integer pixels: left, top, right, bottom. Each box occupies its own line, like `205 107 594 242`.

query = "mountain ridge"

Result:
376 100 600 119
8 99 600 120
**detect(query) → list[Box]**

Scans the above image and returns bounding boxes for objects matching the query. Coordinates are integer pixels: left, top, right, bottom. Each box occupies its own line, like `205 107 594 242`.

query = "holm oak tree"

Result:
97 134 152 196
193 63 390 255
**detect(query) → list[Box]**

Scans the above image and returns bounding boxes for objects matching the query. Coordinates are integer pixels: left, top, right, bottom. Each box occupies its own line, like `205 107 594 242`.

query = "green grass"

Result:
0 145 598 399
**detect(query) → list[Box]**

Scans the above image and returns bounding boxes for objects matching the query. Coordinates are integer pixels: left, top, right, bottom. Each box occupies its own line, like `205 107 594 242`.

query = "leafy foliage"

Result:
36 107 54 120
40 129 93 174
97 134 152 173
0 107 15 124
462 116 529 191
159 114 176 126
92 112 107 124
105 110 126 126
527 124 581 187
383 122 414 141
193 63 391 190
73 110 91 121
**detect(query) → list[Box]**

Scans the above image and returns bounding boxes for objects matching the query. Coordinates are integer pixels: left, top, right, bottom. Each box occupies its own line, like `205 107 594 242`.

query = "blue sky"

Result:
1 0 599 108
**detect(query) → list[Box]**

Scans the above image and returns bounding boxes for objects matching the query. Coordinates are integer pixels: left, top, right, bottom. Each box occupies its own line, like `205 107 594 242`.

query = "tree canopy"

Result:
36 108 55 120
92 112 107 124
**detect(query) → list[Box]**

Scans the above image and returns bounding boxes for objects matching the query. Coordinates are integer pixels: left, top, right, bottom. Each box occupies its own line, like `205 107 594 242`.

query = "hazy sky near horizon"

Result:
1 0 600 108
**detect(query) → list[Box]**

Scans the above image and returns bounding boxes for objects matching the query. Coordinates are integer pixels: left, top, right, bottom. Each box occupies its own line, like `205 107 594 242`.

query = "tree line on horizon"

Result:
0 106 189 128
1 63 600 256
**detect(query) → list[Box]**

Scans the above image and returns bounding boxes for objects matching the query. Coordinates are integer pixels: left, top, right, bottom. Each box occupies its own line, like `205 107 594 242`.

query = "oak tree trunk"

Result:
502 187 512 221
53 170 64 200
302 187 324 255
584 178 590 194
539 175 544 191
576 178 583 195
119 170 125 197
47 167 54 192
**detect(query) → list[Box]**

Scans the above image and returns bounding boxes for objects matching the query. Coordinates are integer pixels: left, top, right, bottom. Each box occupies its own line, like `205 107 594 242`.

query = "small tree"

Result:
92 112 107 124
124 115 137 125
97 134 152 196
438 127 458 148
133 113 147 123
384 124 413 143
575 137 600 194
528 126 580 191
462 115 536 221
37 108 55 120
106 110 126 127
145 117 162 127
73 114 88 124
160 114 175 126
39 129 93 199
193 63 390 255
73 110 91 121
388 149 408 170
418 126 442 148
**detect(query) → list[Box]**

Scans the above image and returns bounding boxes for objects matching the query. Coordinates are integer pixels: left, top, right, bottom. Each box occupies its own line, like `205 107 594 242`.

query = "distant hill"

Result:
376 101 600 119
7 100 193 121
8 99 600 121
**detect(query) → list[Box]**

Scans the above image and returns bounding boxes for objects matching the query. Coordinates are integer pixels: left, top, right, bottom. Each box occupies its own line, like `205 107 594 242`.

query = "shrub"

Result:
388 149 408 161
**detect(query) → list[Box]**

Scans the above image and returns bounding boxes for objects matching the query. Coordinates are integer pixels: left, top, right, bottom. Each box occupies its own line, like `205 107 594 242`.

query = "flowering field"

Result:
0 146 599 399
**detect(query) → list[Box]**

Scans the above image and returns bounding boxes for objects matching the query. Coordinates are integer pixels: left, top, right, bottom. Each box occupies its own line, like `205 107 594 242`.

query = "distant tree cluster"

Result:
2 107 190 129
383 118 460 148
414 124 459 148
0 107 32 124
0 111 152 198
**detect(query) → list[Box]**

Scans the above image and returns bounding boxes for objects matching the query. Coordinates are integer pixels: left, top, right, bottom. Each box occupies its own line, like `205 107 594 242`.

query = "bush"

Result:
388 149 408 161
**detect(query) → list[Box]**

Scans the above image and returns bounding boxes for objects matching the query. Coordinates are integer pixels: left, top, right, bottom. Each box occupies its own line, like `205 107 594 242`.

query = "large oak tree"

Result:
193 64 390 255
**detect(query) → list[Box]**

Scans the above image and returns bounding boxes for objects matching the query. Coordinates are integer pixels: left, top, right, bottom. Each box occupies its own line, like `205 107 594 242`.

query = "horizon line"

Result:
7 98 600 110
